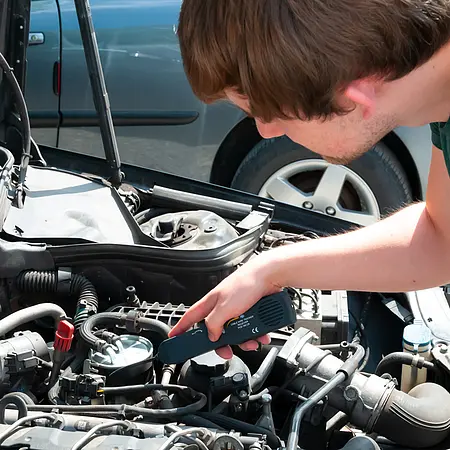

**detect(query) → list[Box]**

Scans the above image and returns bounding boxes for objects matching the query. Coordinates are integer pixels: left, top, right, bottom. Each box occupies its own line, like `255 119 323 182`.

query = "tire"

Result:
231 136 413 226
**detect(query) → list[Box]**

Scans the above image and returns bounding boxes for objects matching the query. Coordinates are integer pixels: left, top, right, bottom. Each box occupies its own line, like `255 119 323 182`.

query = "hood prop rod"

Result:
73 0 123 187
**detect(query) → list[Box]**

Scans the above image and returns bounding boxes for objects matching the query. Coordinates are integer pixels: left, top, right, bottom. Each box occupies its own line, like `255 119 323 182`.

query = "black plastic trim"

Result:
29 111 60 128
48 223 265 273
60 110 198 127
29 111 198 128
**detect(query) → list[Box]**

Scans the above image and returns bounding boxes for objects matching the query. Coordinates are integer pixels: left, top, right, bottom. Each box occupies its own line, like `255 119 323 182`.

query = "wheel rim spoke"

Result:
312 165 347 207
265 176 308 207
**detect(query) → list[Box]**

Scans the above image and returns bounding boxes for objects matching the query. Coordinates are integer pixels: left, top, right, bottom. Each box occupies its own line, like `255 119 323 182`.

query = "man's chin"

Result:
323 154 359 165
322 146 372 165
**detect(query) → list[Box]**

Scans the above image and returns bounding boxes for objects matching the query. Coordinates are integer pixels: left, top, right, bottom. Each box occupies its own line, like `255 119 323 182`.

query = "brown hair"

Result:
177 0 450 122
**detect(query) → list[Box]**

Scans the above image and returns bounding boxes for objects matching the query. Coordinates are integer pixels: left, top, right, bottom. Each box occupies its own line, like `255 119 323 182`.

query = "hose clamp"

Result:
125 310 142 333
411 354 424 368
365 378 396 433
57 268 72 295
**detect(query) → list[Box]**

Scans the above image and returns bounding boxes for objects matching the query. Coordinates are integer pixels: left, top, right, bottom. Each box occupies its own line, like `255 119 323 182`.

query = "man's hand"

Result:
168 256 280 359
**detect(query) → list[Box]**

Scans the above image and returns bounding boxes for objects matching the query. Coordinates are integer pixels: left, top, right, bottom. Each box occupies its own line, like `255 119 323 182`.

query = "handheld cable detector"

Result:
157 290 296 364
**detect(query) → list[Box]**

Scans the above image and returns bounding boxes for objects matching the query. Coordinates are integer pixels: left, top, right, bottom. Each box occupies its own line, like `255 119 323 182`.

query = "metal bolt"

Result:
303 201 314 209
440 345 448 354
325 206 336 216
238 389 248 400
204 220 217 233
232 373 245 383
344 385 360 402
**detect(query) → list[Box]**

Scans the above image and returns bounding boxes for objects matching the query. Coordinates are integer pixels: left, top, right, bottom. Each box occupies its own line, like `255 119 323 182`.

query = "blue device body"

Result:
157 290 297 364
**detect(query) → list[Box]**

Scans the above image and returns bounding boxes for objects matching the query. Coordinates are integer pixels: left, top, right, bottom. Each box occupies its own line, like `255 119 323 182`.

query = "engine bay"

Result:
0 158 447 450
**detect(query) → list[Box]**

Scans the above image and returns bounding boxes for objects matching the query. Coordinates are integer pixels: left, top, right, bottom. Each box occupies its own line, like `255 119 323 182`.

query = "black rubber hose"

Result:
196 412 281 449
337 342 365 379
250 347 279 392
15 270 98 330
0 303 66 337
0 393 31 424
139 317 171 337
28 393 207 418
79 313 125 350
375 383 450 448
102 384 193 396
71 275 99 329
181 414 226 431
375 352 435 377
79 312 170 351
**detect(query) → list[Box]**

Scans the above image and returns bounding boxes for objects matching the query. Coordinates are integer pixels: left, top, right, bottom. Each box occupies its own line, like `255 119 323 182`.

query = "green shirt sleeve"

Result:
430 122 443 150
429 120 450 176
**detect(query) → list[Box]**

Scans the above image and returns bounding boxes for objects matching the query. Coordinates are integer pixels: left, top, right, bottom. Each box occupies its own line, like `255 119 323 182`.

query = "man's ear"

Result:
343 79 378 119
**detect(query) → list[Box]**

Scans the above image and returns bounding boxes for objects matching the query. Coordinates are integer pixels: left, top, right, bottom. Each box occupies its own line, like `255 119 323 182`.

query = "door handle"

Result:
29 32 45 45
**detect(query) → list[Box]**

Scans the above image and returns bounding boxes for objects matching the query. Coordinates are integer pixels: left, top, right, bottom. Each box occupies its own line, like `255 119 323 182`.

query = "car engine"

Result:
0 157 446 450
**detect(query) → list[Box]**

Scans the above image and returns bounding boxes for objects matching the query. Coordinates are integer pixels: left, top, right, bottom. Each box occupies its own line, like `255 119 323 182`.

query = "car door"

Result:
26 0 61 147
56 0 218 181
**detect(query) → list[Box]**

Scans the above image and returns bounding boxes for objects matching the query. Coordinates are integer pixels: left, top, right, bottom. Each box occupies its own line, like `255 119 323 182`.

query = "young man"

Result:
169 0 450 359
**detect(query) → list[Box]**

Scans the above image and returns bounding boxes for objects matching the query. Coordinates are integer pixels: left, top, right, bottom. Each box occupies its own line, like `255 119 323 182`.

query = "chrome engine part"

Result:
140 210 240 249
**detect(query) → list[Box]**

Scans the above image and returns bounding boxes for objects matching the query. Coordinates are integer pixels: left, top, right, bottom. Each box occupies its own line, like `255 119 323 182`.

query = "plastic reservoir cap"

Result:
54 320 75 352
402 323 432 347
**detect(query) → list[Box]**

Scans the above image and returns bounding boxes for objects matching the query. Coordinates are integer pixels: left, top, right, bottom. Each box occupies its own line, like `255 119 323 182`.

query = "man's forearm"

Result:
262 202 450 292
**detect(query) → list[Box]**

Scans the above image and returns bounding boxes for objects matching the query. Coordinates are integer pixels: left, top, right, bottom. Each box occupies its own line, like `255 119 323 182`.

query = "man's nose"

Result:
255 119 284 139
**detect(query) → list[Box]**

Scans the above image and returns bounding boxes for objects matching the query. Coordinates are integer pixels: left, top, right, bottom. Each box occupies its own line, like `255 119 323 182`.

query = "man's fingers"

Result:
205 307 231 341
238 335 270 351
239 340 259 351
217 333 272 358
216 345 233 359
257 334 271 345
169 296 216 337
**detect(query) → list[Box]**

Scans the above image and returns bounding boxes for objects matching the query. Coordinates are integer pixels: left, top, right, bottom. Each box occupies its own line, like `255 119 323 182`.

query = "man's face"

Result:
225 44 450 163
226 90 398 165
